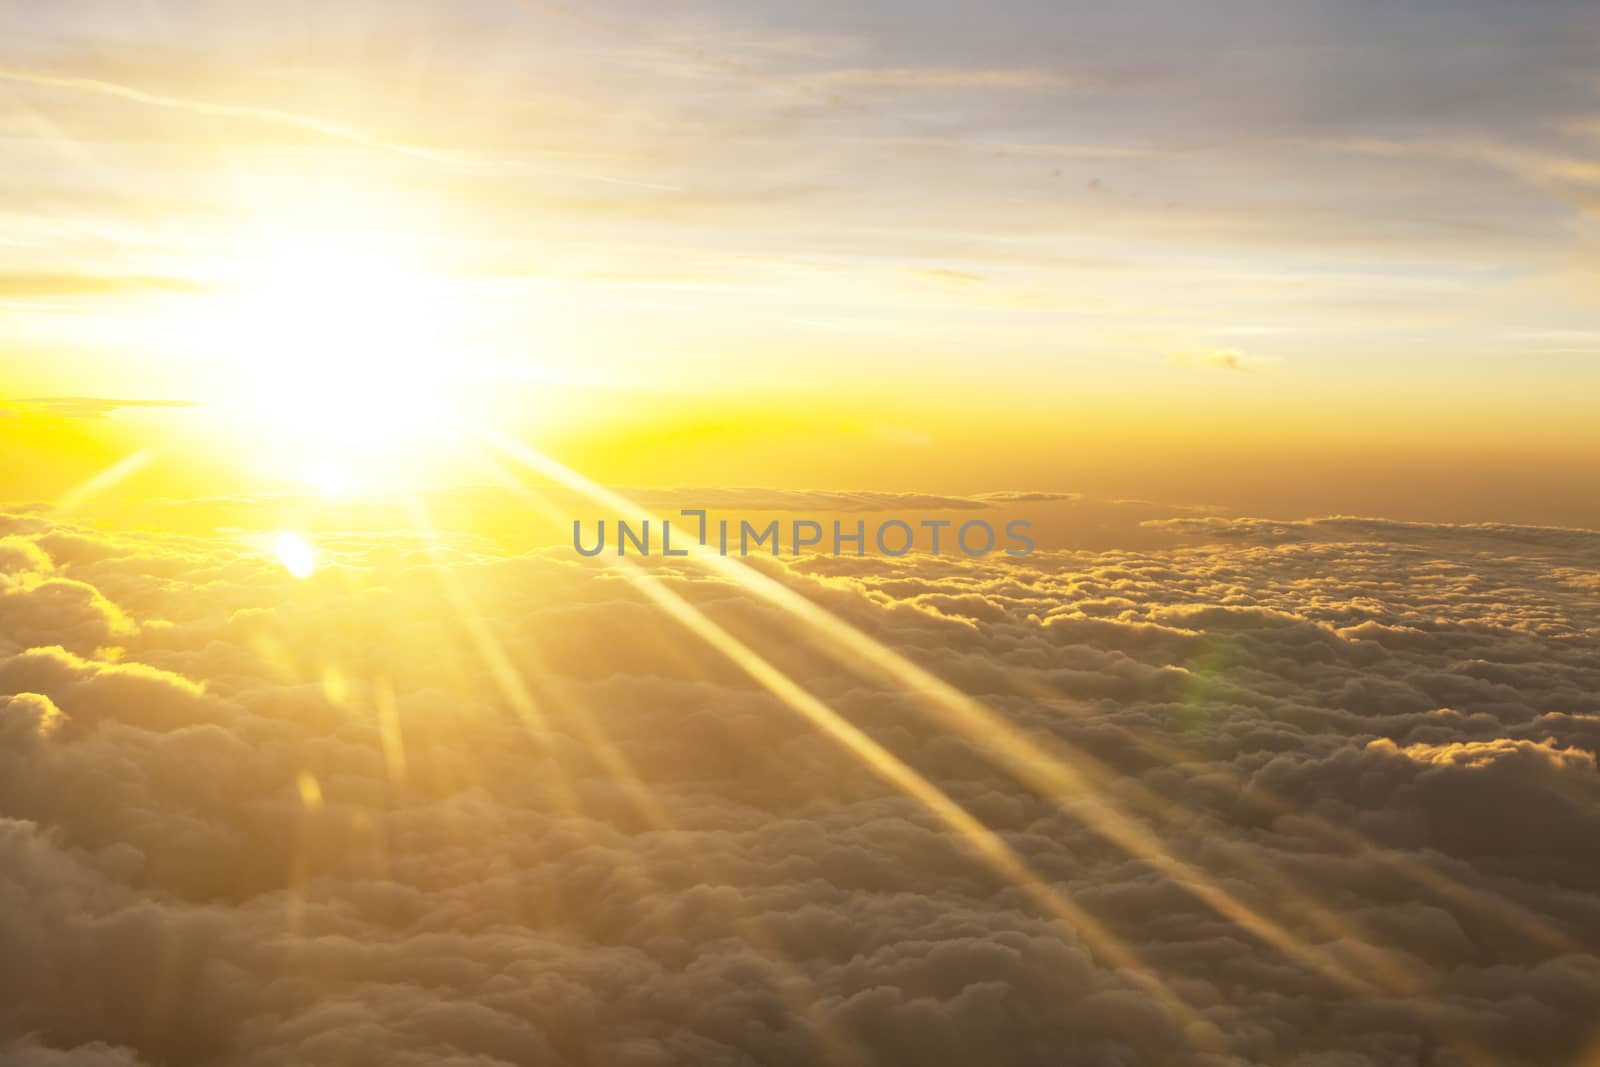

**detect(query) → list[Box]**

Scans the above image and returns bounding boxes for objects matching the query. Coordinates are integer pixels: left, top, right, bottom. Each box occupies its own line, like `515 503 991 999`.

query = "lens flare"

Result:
273 531 316 578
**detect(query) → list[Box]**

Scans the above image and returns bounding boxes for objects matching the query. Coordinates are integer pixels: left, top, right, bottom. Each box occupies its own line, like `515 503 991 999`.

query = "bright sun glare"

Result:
189 228 477 495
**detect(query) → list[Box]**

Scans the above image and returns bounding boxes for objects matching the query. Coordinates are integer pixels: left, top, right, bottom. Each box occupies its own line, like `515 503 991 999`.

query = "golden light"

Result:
169 209 488 494
306 461 354 498
273 531 316 578
295 770 324 810
228 239 455 432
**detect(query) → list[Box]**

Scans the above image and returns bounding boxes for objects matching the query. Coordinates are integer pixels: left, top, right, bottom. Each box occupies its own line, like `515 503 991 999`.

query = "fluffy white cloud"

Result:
0 510 1596 1065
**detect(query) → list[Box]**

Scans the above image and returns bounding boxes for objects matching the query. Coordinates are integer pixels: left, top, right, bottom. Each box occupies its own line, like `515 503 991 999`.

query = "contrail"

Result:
0 64 680 191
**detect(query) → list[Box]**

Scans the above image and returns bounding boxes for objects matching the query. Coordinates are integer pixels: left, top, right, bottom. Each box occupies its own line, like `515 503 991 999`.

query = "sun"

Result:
187 228 479 494
229 240 453 439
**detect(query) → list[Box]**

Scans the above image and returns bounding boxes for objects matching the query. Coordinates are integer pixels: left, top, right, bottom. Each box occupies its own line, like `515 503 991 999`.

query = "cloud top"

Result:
0 510 1596 1064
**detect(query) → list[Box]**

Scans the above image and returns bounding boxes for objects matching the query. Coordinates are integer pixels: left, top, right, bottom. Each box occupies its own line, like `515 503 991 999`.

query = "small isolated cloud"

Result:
905 267 986 286
971 490 1082 504
806 66 1092 93
1167 348 1262 372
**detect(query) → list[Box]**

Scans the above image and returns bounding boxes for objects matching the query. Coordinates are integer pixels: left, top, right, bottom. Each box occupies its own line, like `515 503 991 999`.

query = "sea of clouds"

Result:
0 509 1596 1066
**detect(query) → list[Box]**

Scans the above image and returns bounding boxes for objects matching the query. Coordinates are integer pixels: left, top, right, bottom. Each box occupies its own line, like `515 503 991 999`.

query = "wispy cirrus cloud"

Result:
0 63 679 190
14 397 201 419
804 65 1095 92
0 272 202 299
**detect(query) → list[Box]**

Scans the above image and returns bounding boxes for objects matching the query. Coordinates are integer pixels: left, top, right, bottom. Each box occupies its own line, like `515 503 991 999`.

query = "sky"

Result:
1 0 1599 525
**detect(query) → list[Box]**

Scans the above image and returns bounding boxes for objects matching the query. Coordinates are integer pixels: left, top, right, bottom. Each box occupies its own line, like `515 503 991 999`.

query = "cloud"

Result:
804 67 1093 93
618 488 1073 512
15 398 201 420
0 509 1597 1064
904 267 986 286
1145 514 1600 556
0 62 676 192
0 273 203 299
4 0 1600 423
972 491 1082 504
0 577 133 654
0 62 454 160
1167 349 1256 372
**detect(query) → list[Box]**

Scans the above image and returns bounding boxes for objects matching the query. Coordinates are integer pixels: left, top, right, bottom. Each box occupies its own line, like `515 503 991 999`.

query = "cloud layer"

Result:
0 509 1597 1065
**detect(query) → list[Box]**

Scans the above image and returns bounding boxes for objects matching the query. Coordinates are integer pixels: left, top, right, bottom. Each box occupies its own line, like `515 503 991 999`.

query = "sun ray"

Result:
476 429 1388 991
473 434 1233 1048
475 433 1558 1067
467 448 897 1065
53 448 153 513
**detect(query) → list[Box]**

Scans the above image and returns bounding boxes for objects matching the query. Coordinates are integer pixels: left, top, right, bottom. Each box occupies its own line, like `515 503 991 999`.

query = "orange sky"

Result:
3 0 1599 527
